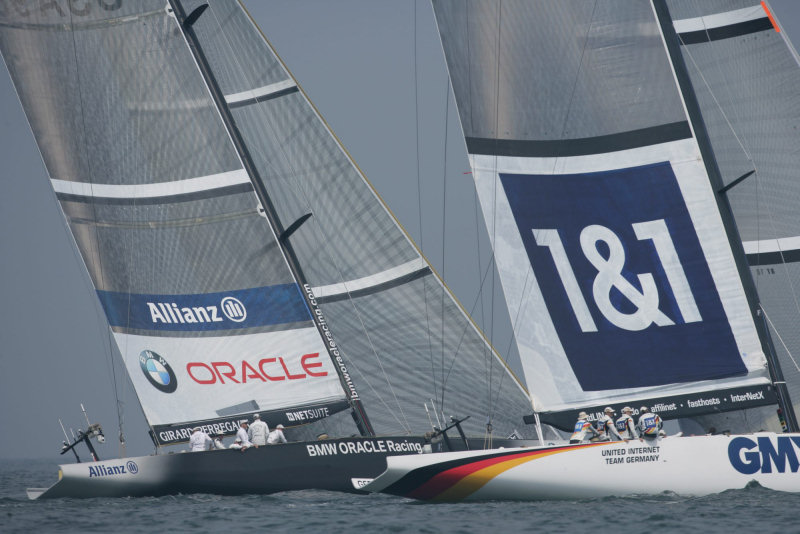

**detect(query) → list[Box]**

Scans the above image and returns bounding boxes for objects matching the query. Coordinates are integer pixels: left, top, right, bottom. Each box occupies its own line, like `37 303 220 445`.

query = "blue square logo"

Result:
500 162 746 390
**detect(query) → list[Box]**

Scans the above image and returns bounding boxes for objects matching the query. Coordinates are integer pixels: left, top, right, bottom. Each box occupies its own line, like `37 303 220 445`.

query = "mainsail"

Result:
431 0 790 430
0 0 535 445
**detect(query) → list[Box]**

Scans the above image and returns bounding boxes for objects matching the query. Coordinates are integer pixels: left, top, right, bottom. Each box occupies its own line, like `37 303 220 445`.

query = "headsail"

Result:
181 0 535 439
665 0 800 427
432 0 782 430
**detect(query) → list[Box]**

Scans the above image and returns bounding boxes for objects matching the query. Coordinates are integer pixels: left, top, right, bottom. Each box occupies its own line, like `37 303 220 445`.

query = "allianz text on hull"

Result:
364 433 800 501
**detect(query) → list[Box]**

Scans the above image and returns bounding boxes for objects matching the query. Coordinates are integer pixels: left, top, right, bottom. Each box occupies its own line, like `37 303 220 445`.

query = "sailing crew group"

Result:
189 414 290 451
571 406 664 443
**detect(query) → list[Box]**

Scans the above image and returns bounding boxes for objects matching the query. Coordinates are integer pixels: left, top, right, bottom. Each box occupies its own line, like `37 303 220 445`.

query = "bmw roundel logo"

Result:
221 296 247 322
126 460 139 474
139 350 177 393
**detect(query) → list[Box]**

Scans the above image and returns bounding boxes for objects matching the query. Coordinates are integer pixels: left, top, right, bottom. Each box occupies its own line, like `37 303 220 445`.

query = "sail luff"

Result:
652 0 798 432
166 0 373 436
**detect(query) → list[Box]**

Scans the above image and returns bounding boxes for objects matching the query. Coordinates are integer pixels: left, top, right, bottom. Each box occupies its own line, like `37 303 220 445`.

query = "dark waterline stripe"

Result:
678 17 774 45
228 86 299 109
466 121 691 158
56 182 254 205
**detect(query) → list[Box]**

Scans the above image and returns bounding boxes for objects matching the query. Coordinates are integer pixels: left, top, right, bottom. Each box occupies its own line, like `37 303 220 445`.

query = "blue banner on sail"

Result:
97 284 312 332
500 162 746 390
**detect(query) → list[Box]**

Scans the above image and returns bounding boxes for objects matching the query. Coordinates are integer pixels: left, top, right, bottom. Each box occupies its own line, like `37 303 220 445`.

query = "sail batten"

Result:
51 169 253 200
465 121 692 158
224 78 298 106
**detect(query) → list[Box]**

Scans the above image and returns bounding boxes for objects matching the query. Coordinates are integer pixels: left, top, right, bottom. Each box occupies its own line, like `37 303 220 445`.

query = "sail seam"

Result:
50 169 252 201
465 122 691 158
673 4 770 35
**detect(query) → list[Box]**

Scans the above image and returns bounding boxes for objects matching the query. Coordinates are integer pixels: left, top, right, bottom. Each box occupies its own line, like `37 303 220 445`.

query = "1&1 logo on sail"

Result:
500 162 745 390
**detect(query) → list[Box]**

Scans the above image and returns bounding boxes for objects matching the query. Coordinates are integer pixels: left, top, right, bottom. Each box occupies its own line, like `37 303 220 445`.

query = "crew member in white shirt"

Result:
248 413 269 447
637 406 663 440
212 432 226 450
597 407 623 441
615 406 638 440
235 421 252 450
267 424 287 445
189 427 212 452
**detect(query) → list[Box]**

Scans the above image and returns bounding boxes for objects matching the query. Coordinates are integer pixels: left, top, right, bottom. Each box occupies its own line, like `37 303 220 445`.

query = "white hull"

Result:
363 433 800 501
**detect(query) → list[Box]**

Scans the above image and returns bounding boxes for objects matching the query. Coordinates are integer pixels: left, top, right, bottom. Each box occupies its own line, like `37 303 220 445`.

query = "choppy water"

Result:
2 458 798 533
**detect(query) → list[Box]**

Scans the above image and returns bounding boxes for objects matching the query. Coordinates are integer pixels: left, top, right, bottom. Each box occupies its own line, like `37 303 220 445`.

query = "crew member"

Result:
267 424 287 445
189 427 212 452
570 412 600 444
248 413 269 447
213 431 226 450
597 407 622 441
637 406 663 440
236 421 252 450
615 406 638 440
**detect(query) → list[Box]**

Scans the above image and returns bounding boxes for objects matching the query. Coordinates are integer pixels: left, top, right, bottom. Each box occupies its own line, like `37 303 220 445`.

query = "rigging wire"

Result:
440 75 450 416
761 305 800 373
413 0 441 421
464 0 494 420
206 3 413 434
65 5 130 456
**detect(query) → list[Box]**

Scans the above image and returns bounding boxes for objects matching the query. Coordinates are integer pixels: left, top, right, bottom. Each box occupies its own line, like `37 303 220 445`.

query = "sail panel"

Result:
118 327 346 429
432 0 686 142
667 0 800 420
0 2 349 439
433 0 773 415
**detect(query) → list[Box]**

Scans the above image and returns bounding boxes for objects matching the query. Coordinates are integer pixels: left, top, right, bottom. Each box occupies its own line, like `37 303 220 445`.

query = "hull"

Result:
363 433 800 501
28 436 424 500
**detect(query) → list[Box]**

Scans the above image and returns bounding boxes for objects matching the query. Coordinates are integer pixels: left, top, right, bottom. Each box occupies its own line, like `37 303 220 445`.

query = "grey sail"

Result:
0 0 535 447
665 0 800 431
432 0 785 431
0 1 350 446
181 0 535 440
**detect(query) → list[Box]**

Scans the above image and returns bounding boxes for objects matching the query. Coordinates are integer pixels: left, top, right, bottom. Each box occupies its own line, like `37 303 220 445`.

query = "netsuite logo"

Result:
139 350 177 393
147 296 247 324
728 436 800 474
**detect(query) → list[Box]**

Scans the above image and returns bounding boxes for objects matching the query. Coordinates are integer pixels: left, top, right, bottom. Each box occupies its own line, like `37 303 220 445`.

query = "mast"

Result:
652 0 799 432
168 0 374 436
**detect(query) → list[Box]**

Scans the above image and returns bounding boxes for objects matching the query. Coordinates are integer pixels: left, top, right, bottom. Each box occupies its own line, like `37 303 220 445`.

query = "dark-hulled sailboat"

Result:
0 0 536 499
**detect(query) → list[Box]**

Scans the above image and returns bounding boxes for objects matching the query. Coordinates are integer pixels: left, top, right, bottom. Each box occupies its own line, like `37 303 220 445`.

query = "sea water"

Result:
1 458 797 533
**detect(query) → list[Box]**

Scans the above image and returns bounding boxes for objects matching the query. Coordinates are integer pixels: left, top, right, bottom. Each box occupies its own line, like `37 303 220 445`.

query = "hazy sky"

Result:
1 1 800 462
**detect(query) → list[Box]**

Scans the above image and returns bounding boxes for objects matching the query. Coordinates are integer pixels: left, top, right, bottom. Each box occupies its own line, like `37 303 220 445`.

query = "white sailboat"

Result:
363 0 800 500
0 0 537 499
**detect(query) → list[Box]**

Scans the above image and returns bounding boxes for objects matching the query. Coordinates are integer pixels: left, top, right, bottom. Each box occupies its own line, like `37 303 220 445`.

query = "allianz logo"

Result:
147 296 247 324
88 461 139 478
728 436 800 474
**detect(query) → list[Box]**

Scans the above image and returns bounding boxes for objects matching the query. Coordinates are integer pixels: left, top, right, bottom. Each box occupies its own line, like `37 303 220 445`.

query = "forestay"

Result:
432 0 778 429
0 1 347 445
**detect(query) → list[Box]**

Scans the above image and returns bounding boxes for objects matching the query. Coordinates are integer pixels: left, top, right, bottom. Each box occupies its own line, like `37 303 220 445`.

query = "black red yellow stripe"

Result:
382 442 607 501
